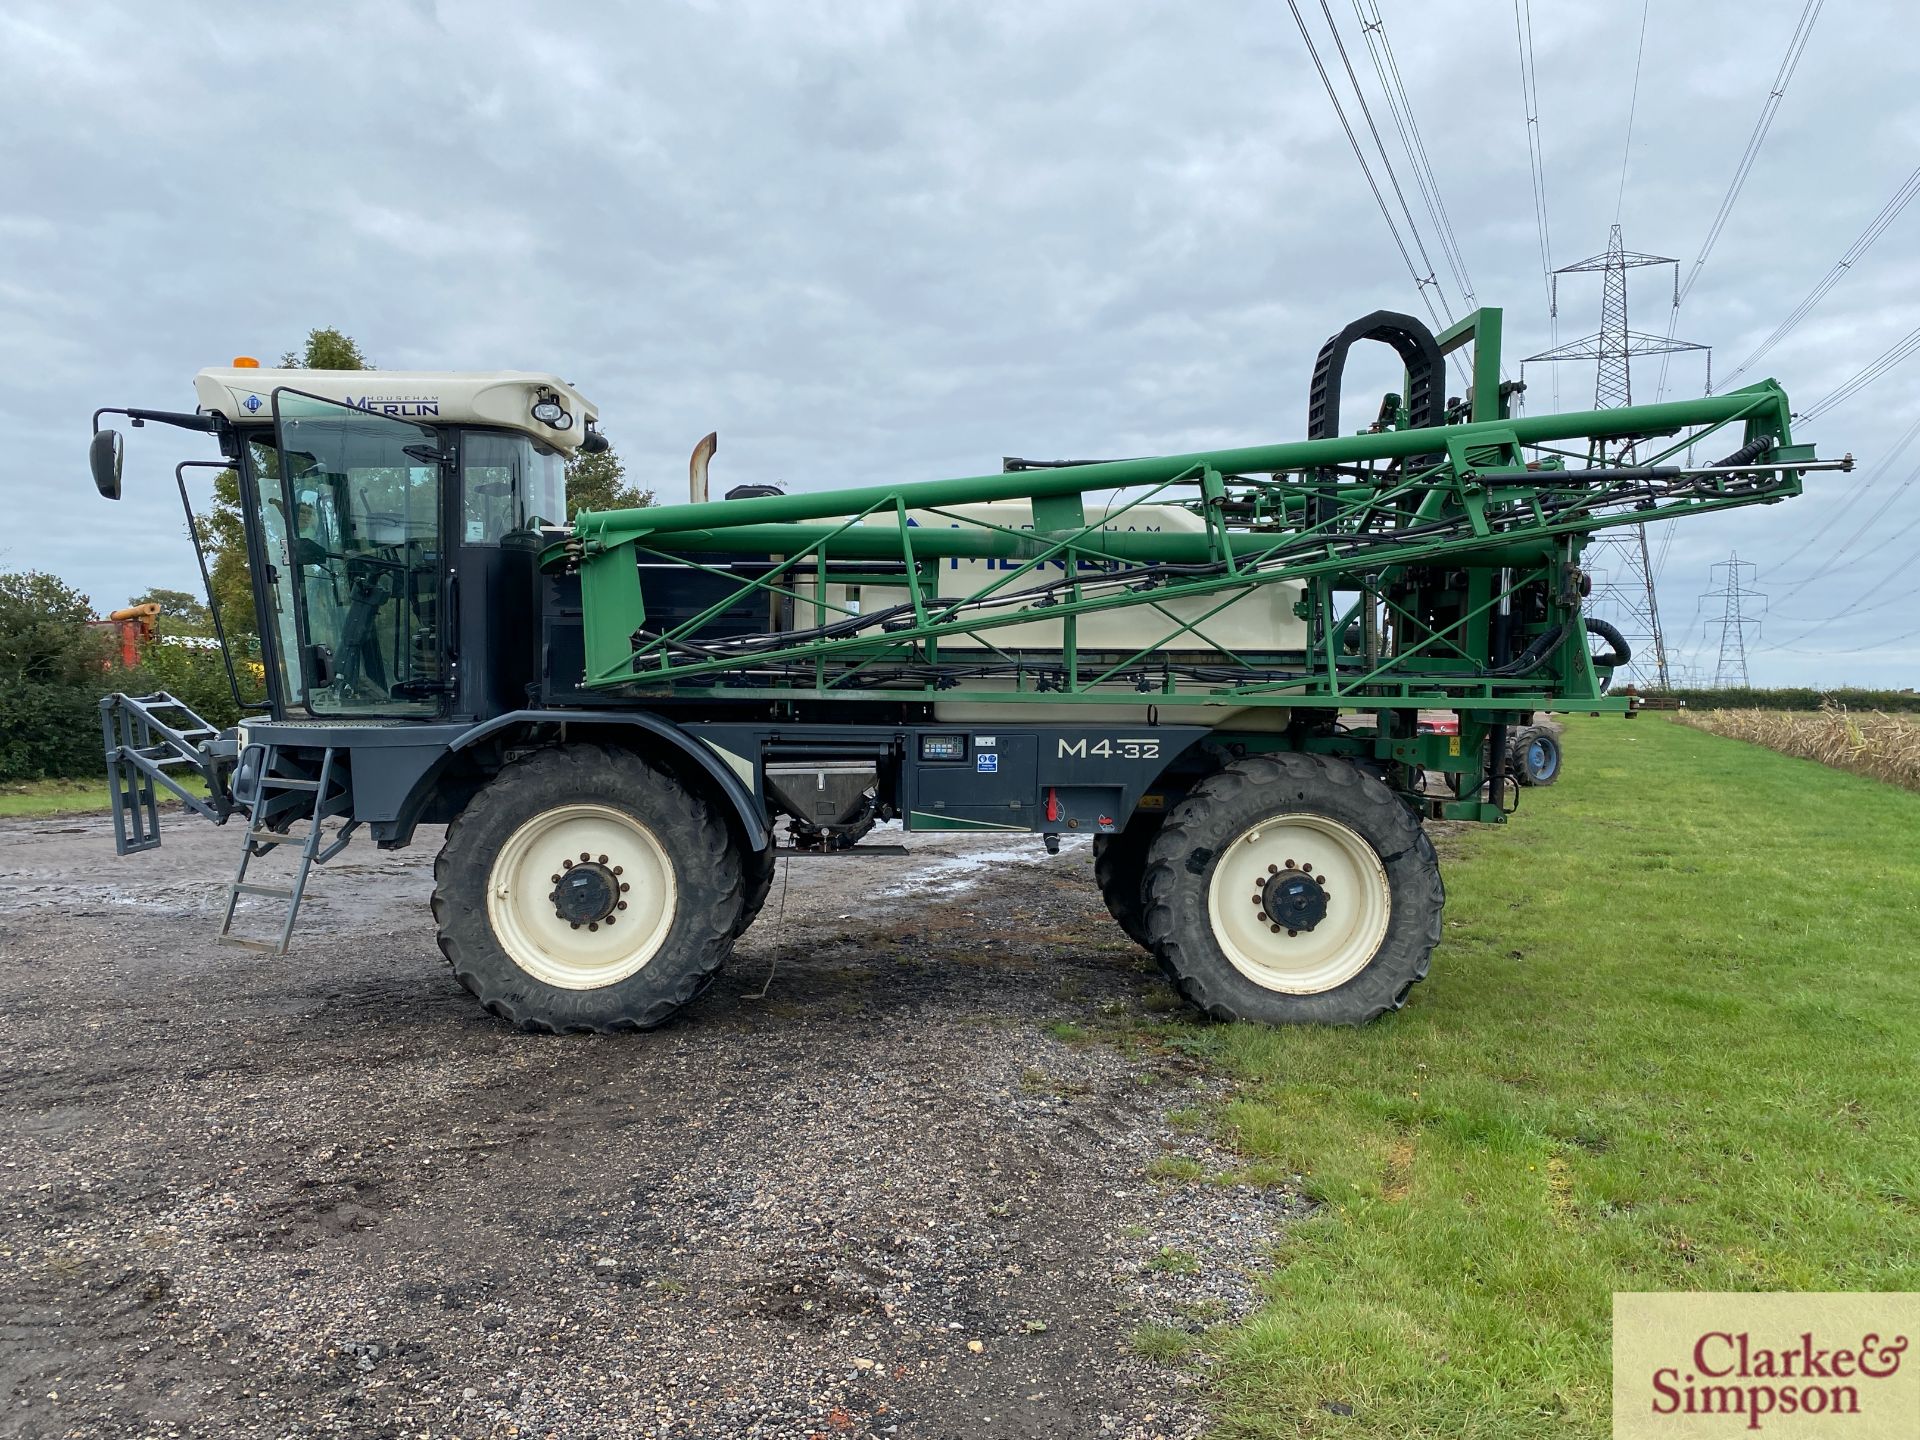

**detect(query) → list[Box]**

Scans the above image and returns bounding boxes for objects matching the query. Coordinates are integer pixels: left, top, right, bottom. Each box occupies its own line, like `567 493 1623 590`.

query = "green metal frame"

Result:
552 308 1811 720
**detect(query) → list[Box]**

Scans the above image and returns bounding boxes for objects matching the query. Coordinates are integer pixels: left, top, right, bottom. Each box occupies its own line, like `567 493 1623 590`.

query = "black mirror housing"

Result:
90 429 124 500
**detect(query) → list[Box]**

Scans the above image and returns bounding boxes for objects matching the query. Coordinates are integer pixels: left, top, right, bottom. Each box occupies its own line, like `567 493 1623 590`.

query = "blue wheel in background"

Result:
1513 727 1562 787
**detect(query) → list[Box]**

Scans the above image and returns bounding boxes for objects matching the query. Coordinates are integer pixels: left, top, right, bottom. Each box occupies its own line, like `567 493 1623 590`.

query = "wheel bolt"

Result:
562 859 574 869
1269 923 1281 933
1285 858 1295 868
550 874 561 884
1287 928 1298 937
570 922 581 930
1315 874 1326 885
605 915 616 925
588 921 599 932
613 865 624 876
620 882 630 893
581 852 592 862
616 900 628 911
598 854 609 865
1267 864 1278 874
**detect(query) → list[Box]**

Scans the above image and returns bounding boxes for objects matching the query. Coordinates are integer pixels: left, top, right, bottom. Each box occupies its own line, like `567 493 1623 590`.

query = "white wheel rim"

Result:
1205 813 1391 994
485 803 677 990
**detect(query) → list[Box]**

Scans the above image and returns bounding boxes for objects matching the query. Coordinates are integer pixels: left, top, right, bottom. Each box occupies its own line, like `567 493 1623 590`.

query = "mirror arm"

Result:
92 406 229 437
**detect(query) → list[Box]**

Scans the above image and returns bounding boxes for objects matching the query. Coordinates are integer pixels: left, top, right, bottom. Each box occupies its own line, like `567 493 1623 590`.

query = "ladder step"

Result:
260 777 322 791
216 936 284 953
232 883 296 898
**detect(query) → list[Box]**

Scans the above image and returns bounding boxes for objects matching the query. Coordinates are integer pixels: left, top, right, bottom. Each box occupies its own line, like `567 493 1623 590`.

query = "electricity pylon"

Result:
1523 225 1711 689
1703 551 1764 688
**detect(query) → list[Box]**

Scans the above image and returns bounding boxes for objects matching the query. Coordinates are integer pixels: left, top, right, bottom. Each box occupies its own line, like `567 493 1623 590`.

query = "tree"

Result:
200 329 373 639
0 571 106 685
0 571 112 781
129 586 211 633
565 440 652 518
281 327 371 371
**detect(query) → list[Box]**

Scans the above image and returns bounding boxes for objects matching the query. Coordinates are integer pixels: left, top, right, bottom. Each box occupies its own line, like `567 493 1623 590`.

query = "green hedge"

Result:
0 570 264 782
0 678 106 781
1641 687 1920 713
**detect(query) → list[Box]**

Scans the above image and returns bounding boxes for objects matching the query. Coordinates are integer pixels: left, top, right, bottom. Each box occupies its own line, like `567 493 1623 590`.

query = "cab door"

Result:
268 389 450 716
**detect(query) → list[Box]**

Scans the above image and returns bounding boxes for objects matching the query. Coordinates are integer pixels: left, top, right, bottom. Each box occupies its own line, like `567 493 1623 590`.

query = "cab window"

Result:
461 431 567 544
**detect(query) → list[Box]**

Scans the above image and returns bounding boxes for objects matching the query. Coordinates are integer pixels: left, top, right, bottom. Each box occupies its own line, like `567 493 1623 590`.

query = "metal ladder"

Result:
100 692 235 854
217 744 357 954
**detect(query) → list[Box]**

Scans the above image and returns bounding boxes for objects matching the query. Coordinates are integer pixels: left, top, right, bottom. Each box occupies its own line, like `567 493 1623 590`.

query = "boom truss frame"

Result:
553 310 1815 718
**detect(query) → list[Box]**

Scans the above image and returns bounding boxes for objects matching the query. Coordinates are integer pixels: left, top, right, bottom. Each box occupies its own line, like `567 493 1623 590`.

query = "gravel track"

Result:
0 814 1296 1439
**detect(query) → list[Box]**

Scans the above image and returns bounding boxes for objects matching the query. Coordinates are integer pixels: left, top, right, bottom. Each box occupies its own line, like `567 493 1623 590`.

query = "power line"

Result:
1799 322 1920 421
1615 0 1651 226
1653 0 1826 401
1683 0 1825 308
1350 0 1476 309
1761 620 1920 658
1283 0 1448 335
1721 164 1920 389
1766 414 1920 587
1512 0 1557 409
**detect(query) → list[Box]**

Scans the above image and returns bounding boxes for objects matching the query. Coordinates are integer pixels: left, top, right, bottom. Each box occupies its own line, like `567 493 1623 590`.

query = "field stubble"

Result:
1674 702 1920 791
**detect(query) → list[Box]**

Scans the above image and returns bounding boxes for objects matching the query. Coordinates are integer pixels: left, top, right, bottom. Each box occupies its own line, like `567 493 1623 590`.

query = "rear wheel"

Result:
1092 810 1164 949
735 841 777 936
433 744 743 1032
1142 753 1443 1025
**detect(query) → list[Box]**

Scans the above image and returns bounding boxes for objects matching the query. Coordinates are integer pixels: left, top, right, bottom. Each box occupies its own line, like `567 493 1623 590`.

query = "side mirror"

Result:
89 429 124 500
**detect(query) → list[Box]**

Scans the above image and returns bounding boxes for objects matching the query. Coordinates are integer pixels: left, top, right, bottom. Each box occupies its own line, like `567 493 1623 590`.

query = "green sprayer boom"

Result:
563 310 1827 734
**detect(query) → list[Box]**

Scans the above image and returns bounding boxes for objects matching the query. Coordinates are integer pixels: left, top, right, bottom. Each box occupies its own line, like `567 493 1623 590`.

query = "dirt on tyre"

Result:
433 743 743 1033
1092 810 1164 950
735 841 776 937
1142 753 1443 1025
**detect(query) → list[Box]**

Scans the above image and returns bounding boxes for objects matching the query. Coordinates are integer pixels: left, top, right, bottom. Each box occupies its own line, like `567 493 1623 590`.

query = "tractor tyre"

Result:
1092 810 1164 951
1141 753 1443 1026
735 841 777 936
1511 726 1562 787
433 744 743 1033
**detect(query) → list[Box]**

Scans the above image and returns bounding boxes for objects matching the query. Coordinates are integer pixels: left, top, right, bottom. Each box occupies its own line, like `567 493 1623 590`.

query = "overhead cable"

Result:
1720 164 1920 389
1654 0 1826 401
1283 0 1448 336
1512 0 1558 407
1799 323 1920 422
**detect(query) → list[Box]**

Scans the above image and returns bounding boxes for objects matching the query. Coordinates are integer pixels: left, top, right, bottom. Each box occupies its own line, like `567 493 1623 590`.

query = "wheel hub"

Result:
548 854 631 929
1257 866 1330 933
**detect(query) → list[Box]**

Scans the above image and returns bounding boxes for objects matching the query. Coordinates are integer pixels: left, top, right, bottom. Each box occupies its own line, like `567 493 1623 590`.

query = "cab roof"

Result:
192 368 599 452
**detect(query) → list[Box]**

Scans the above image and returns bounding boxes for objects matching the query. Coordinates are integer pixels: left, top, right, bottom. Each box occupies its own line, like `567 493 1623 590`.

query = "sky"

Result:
1 0 1914 687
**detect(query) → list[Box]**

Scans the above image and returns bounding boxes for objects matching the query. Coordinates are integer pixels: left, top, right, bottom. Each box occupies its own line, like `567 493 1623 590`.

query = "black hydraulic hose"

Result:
1712 436 1776 468
1489 624 1566 678
1585 617 1631 668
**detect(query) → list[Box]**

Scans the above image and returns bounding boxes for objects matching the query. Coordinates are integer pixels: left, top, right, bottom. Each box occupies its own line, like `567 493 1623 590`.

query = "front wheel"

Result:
433 744 744 1032
1142 753 1443 1025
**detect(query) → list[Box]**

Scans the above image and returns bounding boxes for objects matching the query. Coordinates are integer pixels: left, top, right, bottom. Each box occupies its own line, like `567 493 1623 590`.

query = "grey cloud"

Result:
1 0 1914 682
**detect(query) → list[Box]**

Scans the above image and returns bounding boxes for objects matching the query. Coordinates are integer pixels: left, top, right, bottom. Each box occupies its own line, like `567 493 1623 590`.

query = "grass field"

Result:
0 776 209 818
1182 715 1920 1438
0 778 117 817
